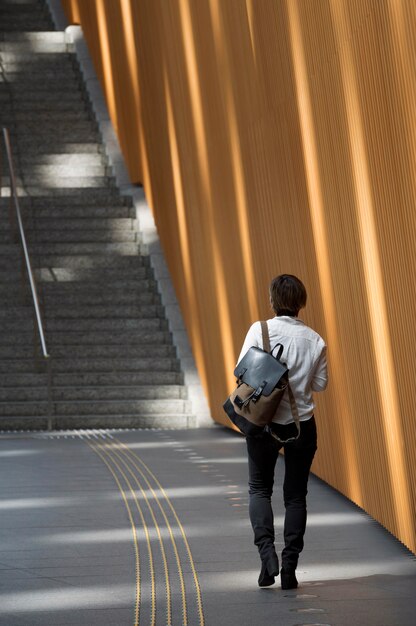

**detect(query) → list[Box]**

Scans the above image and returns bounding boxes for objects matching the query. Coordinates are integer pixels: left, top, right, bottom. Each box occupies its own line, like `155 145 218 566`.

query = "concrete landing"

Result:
0 426 414 625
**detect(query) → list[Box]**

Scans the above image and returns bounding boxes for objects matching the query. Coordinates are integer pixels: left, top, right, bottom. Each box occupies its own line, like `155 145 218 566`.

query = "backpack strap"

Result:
268 383 301 444
287 384 301 434
260 321 271 353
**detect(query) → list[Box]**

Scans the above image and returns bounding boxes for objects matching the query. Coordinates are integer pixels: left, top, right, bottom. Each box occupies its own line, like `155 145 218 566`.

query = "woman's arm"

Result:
311 344 328 391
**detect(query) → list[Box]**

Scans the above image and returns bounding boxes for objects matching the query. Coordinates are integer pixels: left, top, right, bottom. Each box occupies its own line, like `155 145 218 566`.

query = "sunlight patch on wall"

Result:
178 0 236 383
330 0 413 548
163 65 206 381
95 0 117 131
286 0 362 502
210 0 259 322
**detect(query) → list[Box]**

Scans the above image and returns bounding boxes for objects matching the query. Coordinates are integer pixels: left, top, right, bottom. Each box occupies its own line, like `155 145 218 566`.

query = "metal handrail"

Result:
1 127 53 429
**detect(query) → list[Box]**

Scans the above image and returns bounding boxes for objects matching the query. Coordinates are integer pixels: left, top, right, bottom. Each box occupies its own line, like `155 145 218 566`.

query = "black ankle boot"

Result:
280 567 298 590
258 553 279 587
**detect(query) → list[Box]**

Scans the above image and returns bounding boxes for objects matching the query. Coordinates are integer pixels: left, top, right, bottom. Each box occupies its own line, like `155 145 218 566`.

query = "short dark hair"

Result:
269 274 307 316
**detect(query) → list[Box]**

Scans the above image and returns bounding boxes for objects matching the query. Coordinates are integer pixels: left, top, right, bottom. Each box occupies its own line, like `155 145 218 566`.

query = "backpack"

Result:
223 321 300 443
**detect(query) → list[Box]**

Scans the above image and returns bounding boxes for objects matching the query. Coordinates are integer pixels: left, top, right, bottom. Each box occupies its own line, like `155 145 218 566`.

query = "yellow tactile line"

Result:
93 441 157 626
105 438 189 626
84 438 141 626
112 434 205 626
99 442 173 626
87 436 156 626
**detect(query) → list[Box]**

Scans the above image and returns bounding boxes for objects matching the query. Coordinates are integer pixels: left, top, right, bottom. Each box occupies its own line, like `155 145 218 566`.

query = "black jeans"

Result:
246 416 317 571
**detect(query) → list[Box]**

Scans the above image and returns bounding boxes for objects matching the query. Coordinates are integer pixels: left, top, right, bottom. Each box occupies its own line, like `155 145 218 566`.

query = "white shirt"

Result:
238 316 328 425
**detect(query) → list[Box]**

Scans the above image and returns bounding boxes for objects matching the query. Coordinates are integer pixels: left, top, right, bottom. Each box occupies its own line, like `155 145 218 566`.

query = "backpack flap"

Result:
233 346 288 397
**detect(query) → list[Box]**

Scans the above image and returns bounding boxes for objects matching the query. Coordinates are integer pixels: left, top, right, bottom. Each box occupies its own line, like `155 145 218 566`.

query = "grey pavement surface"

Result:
0 426 415 626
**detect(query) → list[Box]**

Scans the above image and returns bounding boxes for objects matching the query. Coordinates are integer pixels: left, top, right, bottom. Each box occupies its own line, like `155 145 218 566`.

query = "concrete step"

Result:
0 0 45 6
0 0 43 4
0 5 49 11
5 189 121 204
0 2 49 9
0 384 186 402
0 329 170 346
43 301 163 319
15 217 136 230
25 204 134 217
0 386 48 401
52 398 192 416
0 11 48 19
0 401 49 417
57 414 196 429
0 33 66 43
0 243 20 256
0 24 53 34
39 277 155 294
0 265 150 284
0 242 140 256
12 130 100 145
41 291 159 307
34 254 148 270
0 200 132 215
54 385 187 401
11 120 96 134
0 90 86 104
0 373 48 387
34 267 152 285
3 75 80 89
0 413 196 430
0 84 83 98
0 40 66 53
25 242 140 256
20 230 137 243
5 177 113 191
3 317 168 332
10 148 101 164
22 180 115 193
18 154 105 167
0 356 179 374
0 360 49 375
22 163 108 176
0 58 77 71
0 7 50 15
0 289 34 305
0 9 50 17
1 64 77 75
0 146 105 162
43 291 159 307
0 306 35 319
51 371 184 387
12 150 108 167
30 206 135 218
0 56 76 68
2 111 94 123
0 52 75 65
41 303 164 318
0 343 173 359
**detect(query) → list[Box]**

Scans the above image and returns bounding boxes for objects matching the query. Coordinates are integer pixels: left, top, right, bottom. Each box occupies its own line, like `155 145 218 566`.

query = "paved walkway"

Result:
0 426 415 626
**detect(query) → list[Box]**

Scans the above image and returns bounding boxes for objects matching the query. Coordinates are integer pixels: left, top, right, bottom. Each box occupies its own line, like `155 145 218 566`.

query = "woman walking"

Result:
237 274 328 588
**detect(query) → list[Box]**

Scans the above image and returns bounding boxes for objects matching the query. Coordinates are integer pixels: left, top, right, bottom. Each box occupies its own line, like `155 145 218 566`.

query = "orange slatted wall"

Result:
61 0 416 553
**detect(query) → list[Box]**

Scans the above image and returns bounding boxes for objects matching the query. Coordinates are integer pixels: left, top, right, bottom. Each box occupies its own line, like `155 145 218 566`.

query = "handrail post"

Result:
10 191 18 243
46 357 54 431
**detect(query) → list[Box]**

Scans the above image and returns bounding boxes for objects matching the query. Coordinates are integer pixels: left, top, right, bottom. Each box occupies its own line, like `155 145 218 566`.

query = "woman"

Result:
238 274 328 589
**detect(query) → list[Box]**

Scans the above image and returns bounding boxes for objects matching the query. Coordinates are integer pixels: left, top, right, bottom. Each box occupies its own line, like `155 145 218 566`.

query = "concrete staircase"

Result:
0 0 195 429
